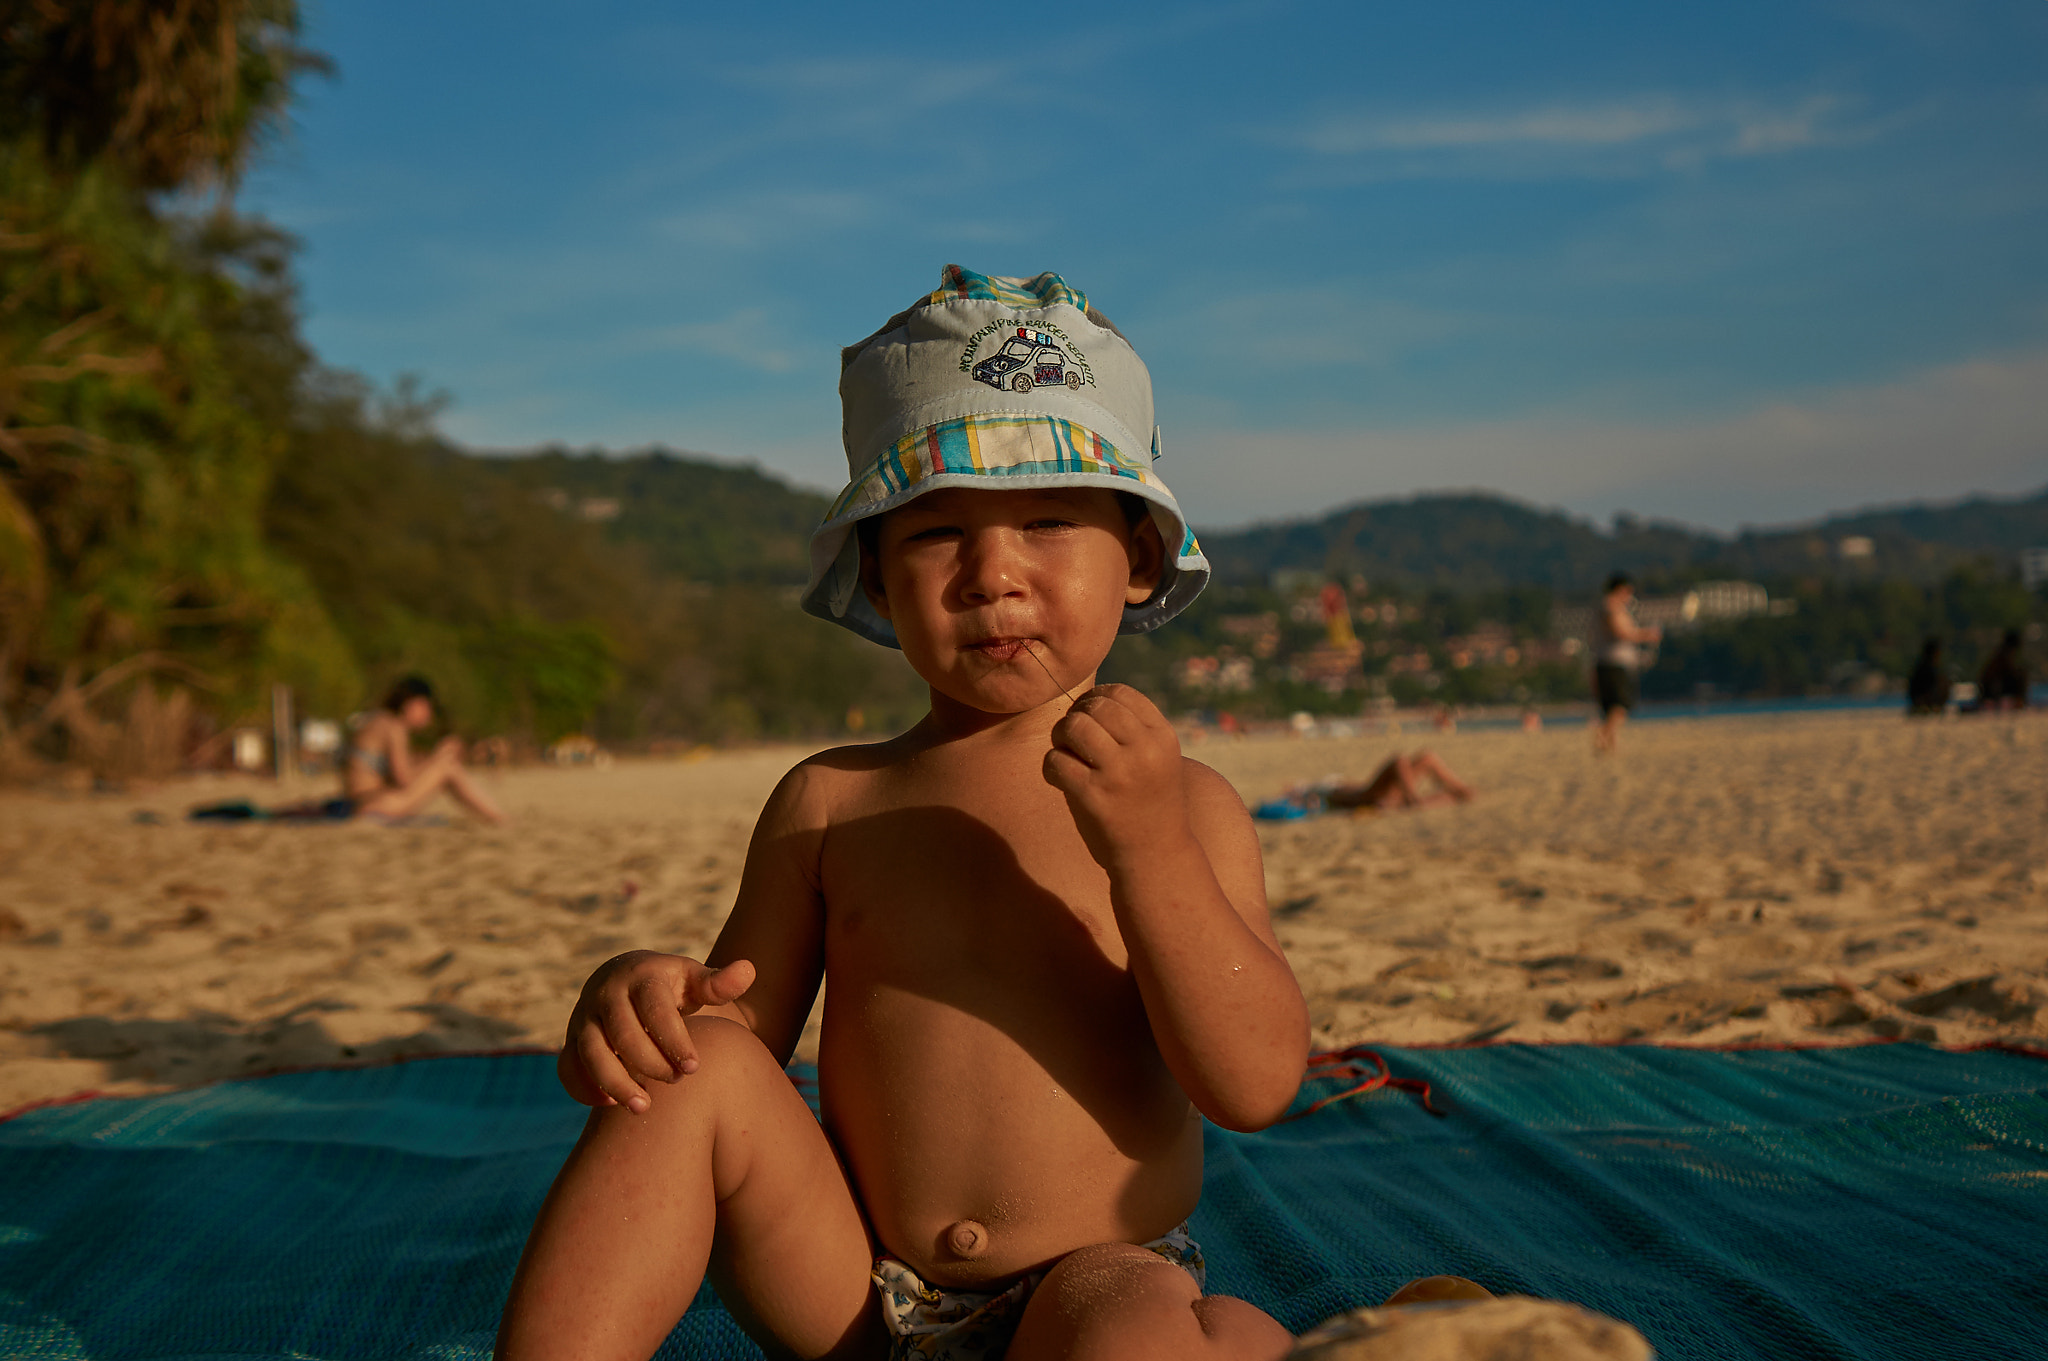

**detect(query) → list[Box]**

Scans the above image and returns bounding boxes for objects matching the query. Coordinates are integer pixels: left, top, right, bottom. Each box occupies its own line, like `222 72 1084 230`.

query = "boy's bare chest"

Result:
817 777 1128 972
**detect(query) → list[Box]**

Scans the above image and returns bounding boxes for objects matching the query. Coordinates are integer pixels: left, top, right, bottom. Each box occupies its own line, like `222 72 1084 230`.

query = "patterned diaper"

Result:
871 1223 1206 1361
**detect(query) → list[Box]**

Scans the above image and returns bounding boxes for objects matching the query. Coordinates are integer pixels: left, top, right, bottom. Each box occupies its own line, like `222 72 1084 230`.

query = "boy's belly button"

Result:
944 1219 990 1259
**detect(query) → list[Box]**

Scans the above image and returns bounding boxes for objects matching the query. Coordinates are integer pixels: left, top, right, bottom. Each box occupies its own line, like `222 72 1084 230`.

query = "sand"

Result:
2 710 2043 1112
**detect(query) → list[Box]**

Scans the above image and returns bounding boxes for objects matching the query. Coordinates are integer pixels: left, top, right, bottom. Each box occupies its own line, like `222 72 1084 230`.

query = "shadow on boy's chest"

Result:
821 804 1125 976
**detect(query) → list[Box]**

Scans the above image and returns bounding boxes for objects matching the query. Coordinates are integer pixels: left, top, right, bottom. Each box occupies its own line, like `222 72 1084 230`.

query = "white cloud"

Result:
636 306 804 373
1168 348 2048 532
657 189 875 250
725 56 1009 111
1301 101 1699 153
1159 289 1474 370
1279 94 1868 177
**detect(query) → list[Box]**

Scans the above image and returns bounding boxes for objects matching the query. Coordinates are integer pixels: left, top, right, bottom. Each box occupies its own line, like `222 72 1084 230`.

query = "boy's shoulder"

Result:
757 733 924 831
1178 755 1258 833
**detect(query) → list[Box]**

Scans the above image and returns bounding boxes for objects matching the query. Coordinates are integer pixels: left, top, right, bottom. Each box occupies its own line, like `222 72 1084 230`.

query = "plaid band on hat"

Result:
833 415 1131 512
927 265 1089 312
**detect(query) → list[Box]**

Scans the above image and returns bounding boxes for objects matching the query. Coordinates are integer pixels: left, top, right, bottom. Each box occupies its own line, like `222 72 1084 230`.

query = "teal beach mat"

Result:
2 1044 2043 1359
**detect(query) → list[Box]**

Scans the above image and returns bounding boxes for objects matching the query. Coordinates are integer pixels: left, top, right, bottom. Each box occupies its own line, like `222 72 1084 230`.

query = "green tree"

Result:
0 1 353 772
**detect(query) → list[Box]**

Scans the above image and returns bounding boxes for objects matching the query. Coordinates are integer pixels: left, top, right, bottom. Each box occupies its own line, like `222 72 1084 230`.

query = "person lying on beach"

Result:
1324 748 1476 811
496 269 1317 1360
342 675 506 824
1252 749 1476 821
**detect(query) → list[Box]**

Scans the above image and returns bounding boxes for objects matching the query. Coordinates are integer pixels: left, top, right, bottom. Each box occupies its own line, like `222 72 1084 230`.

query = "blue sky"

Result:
247 0 2048 532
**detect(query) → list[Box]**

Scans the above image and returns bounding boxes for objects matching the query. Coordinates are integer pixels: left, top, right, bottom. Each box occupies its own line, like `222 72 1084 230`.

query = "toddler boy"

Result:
496 267 1310 1361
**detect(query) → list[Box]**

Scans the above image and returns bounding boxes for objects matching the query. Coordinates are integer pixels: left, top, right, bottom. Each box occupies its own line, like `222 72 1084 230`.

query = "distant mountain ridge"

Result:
1196 486 2048 593
467 445 2046 593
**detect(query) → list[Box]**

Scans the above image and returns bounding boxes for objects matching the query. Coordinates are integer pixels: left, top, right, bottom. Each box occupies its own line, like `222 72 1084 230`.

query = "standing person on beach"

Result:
1592 573 1659 754
1907 638 1950 716
343 676 507 824
1975 630 2029 712
495 267 1394 1360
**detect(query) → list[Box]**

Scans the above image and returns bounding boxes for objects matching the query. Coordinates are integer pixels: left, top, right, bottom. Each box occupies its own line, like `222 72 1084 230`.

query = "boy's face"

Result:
860 486 1164 714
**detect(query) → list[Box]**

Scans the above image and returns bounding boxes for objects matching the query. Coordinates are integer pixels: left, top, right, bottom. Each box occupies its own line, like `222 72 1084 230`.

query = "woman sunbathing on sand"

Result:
1324 748 1476 810
1256 749 1476 820
343 676 506 824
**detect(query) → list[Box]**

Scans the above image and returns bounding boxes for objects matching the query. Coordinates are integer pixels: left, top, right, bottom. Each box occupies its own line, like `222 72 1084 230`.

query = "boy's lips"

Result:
963 636 1038 662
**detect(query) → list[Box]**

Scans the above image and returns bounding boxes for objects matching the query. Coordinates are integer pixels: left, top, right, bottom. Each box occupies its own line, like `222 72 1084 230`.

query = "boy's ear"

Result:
1124 510 1166 607
857 528 893 622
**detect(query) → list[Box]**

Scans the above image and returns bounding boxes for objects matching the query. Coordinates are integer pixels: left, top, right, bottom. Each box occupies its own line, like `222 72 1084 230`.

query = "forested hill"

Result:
1196 486 2048 592
473 448 829 585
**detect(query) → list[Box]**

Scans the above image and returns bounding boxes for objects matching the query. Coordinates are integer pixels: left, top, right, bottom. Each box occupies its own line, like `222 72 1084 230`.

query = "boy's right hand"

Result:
557 951 756 1111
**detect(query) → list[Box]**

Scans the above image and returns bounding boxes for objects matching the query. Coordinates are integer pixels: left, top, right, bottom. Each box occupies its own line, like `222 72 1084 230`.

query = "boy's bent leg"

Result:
1007 1244 1292 1361
496 1016 880 1361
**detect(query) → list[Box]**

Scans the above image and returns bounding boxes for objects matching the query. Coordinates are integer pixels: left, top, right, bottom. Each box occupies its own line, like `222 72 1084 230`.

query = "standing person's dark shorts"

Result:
1594 662 1634 717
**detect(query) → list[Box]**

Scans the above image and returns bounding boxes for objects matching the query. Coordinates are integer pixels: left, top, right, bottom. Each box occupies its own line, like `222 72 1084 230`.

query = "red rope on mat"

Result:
1284 1045 1446 1121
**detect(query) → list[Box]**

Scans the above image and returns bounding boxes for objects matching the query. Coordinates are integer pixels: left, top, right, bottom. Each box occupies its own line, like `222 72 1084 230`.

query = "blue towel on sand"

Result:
2 1044 2043 1359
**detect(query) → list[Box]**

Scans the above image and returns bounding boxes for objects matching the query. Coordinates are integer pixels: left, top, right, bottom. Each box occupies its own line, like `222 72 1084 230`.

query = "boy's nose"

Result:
956 529 1027 604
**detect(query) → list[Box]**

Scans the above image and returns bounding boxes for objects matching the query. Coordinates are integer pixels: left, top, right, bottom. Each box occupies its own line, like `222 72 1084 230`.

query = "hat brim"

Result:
801 417 1208 649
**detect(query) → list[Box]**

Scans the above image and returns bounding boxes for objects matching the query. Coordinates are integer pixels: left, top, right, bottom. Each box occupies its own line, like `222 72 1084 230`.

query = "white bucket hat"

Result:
801 265 1209 648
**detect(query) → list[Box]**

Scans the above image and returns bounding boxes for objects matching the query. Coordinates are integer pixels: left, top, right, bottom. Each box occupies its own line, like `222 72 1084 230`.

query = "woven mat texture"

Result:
1 1044 2043 1359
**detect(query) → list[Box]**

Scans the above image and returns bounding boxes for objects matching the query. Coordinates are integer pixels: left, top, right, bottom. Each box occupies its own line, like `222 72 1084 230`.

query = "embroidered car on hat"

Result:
802 265 1210 649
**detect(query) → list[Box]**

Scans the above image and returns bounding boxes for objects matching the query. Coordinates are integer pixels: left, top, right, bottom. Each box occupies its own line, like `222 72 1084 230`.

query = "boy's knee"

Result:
1034 1242 1203 1325
1020 1244 1290 1359
619 1016 783 1123
679 1014 781 1080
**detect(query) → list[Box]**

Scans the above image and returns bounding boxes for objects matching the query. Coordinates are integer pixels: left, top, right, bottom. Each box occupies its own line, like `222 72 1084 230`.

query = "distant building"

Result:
1690 581 1769 620
1837 535 1875 559
1629 595 1694 629
2022 547 2048 589
1443 624 1516 669
1177 653 1255 694
1291 640 1365 693
578 497 622 522
1552 580 1772 643
1218 612 1281 658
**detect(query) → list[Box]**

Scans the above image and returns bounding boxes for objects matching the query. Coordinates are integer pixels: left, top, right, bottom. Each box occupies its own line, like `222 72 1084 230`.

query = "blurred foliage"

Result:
0 0 918 763
268 399 925 743
1643 567 2043 702
263 374 639 738
475 447 829 586
0 122 355 754
1 0 327 193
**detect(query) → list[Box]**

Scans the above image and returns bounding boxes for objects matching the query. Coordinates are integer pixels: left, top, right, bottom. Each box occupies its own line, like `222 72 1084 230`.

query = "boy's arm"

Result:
558 762 830 1110
1046 686 1309 1132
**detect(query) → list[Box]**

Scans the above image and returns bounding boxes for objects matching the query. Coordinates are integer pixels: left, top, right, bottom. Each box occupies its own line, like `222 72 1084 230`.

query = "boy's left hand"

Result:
1044 684 1188 872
